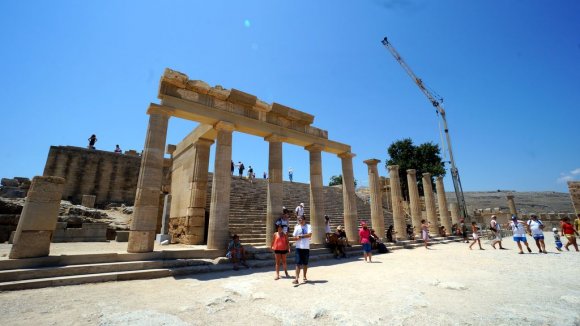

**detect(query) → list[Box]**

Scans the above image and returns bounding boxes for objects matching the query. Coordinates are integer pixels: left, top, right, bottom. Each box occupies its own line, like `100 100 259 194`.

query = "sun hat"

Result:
300 203 304 207
552 228 558 232
360 221 367 226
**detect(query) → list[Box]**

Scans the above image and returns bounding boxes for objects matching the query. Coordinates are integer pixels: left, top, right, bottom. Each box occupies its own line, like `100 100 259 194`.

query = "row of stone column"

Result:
364 161 457 240
127 108 360 252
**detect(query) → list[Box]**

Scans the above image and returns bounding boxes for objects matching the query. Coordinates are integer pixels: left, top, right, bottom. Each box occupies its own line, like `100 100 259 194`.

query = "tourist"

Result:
553 228 563 252
275 208 290 234
227 234 249 270
288 167 293 182
271 225 290 280
238 161 245 178
231 160 234 175
248 166 254 183
295 202 304 222
263 171 267 179
459 219 469 243
88 134 97 149
439 225 447 237
468 222 484 250
490 215 505 249
509 215 532 254
386 225 395 243
324 215 331 242
527 214 546 253
574 213 580 232
292 216 312 284
406 224 415 240
335 225 348 258
421 220 430 249
359 221 372 262
561 217 579 251
369 228 380 250
114 144 122 154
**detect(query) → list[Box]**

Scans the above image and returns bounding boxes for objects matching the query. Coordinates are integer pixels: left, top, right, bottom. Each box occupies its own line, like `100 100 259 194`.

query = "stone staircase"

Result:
210 176 394 246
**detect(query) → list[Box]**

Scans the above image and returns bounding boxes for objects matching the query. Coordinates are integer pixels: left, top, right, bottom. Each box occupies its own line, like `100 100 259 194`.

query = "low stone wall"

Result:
51 222 108 242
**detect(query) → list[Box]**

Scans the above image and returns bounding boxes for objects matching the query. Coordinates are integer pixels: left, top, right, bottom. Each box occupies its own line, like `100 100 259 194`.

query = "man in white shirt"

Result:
509 215 532 254
527 214 546 253
490 215 505 249
295 203 304 221
292 216 312 284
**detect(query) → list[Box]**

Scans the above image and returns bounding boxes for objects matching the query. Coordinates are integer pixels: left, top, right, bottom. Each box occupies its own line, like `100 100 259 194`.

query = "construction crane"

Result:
381 36 469 220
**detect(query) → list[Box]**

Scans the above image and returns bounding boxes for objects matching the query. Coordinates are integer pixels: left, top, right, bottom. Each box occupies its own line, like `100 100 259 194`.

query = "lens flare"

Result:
244 19 251 28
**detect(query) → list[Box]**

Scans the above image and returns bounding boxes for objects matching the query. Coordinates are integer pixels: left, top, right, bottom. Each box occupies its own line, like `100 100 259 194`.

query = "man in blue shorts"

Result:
292 216 312 284
509 215 532 254
527 214 546 253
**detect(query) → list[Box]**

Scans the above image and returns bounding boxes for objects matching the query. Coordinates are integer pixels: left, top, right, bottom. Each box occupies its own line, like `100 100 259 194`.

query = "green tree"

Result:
329 174 357 188
386 138 445 199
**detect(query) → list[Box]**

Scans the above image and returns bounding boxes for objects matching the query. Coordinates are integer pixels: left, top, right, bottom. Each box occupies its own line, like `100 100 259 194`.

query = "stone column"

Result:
422 173 439 235
306 144 325 244
10 176 65 259
381 177 391 211
81 195 96 208
364 159 385 239
406 169 422 238
156 194 172 243
185 138 213 244
207 122 235 250
128 108 170 253
507 195 517 216
435 176 452 236
339 152 358 240
450 202 460 225
265 134 283 246
387 165 406 241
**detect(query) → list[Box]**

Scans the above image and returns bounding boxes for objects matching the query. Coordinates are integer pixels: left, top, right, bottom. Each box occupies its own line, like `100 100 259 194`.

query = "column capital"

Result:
264 134 286 143
305 143 324 152
147 104 174 116
338 151 356 159
214 121 235 132
436 175 444 181
165 144 177 155
422 172 432 178
406 169 416 175
387 165 399 172
193 138 214 147
363 158 381 166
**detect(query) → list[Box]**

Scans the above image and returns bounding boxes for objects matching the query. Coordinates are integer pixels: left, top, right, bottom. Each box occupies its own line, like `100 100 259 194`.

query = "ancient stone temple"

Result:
568 181 580 215
128 68 357 252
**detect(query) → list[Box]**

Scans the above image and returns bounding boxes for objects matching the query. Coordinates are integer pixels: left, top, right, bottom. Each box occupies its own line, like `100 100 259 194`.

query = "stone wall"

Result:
568 181 580 215
43 146 142 206
51 222 108 242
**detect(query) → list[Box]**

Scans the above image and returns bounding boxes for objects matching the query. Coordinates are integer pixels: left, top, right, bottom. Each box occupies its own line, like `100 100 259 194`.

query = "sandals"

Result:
274 276 280 280
302 278 308 283
292 280 299 284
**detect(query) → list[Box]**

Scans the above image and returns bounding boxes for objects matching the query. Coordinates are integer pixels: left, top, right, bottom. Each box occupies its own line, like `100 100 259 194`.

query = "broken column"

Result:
422 173 439 235
306 144 325 244
450 202 460 225
128 106 170 253
207 122 235 250
435 176 452 236
507 194 517 216
9 176 65 259
81 195 96 208
388 165 406 241
364 159 385 239
156 194 172 243
406 169 422 238
184 138 213 244
339 152 359 240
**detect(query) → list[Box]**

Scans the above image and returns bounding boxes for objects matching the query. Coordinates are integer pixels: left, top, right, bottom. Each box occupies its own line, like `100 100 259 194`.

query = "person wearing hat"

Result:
509 215 532 254
527 214 546 253
292 216 312 284
552 227 563 251
490 215 505 249
359 221 372 262
295 202 305 222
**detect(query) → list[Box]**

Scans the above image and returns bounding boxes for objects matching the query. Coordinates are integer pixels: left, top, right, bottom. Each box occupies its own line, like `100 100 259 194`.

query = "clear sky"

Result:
1 0 579 192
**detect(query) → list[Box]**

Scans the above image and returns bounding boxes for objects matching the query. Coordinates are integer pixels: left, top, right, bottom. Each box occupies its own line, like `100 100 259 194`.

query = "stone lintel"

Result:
338 152 356 159
214 121 235 132
166 144 177 155
264 134 286 143
271 102 314 125
305 143 325 152
173 124 217 159
227 89 257 108
193 138 214 147
147 103 174 116
363 159 381 166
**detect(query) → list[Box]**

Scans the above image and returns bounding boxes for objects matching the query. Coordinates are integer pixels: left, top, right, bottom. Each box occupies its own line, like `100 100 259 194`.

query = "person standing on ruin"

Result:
114 144 122 154
292 216 312 284
88 134 97 150
263 171 267 179
288 167 293 182
248 166 254 183
359 221 372 262
275 208 290 234
490 215 505 249
295 202 304 222
271 224 290 280
509 215 532 254
527 214 546 253
238 161 245 178
231 160 235 175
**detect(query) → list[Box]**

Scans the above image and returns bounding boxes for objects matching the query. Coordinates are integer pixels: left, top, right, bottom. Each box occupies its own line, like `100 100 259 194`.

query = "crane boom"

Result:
381 36 469 220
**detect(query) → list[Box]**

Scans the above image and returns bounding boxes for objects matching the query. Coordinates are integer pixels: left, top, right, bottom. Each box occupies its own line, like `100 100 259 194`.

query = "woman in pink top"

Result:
271 225 290 280
359 221 372 263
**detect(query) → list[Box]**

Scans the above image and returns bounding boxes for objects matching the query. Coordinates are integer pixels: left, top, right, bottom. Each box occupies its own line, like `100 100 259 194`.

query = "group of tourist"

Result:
87 134 123 154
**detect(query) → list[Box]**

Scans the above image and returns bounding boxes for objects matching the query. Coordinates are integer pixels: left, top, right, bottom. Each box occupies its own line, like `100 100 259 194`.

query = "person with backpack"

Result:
490 215 505 249
527 214 546 253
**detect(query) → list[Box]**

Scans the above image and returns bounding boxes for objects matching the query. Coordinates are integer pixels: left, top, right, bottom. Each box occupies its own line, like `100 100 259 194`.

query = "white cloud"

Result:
556 168 580 183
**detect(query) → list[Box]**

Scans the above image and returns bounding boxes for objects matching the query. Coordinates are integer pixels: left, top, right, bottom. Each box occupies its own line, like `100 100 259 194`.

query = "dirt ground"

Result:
0 233 579 326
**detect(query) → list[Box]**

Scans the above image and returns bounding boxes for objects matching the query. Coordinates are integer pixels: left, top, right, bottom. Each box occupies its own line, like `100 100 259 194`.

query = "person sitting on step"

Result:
226 234 249 270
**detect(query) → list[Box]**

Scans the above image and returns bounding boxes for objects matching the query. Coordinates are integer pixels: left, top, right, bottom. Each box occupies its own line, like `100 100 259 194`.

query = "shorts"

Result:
362 242 372 253
472 233 479 240
295 248 310 266
513 235 527 242
532 234 544 240
274 250 288 255
565 234 576 241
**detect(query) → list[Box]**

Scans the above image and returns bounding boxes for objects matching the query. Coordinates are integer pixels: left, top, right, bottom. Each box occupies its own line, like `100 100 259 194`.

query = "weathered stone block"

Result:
9 230 53 259
1 178 19 187
115 231 130 242
81 195 96 208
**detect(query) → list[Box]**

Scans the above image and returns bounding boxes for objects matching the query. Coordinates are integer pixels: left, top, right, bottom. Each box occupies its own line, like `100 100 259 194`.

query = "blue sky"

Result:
1 0 579 192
